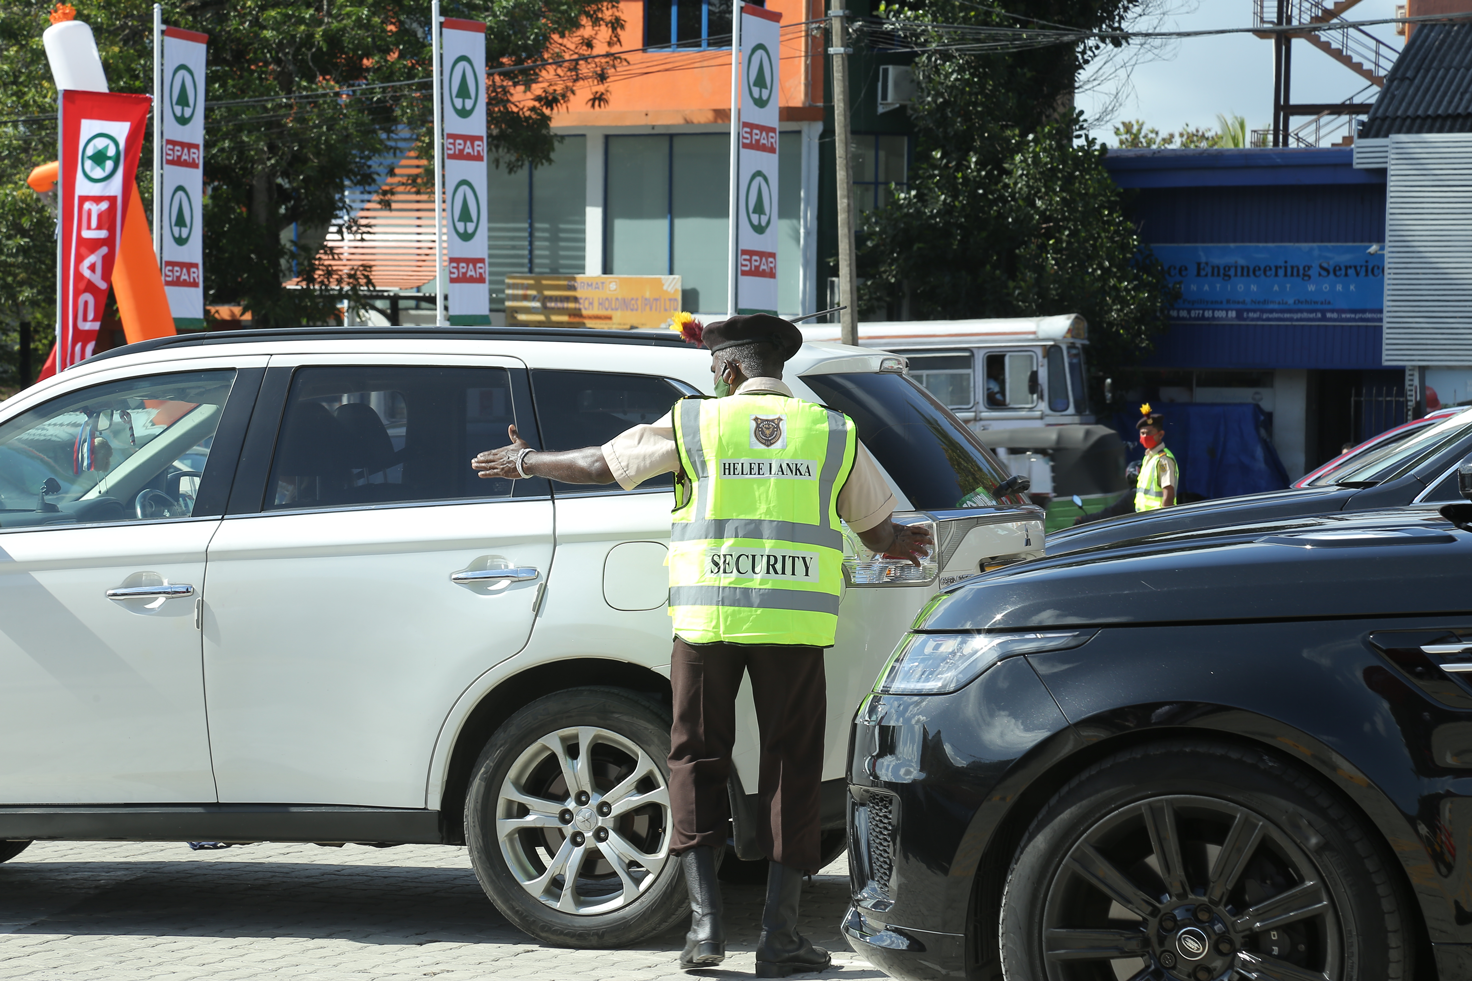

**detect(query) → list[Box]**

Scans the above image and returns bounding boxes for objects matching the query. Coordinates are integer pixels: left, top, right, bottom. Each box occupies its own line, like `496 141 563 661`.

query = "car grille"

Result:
867 793 895 893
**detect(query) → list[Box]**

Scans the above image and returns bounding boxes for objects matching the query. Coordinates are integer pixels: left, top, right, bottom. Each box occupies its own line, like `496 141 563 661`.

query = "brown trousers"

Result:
667 637 827 873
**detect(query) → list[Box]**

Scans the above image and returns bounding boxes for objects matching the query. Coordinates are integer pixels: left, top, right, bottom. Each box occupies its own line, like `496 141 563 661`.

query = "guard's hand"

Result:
884 521 935 567
471 424 531 480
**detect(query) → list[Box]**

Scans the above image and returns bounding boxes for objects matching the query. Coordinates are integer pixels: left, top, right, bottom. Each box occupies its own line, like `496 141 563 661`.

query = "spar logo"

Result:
451 180 481 242
449 55 480 119
745 42 773 109
744 170 772 235
80 133 121 184
168 186 194 247
170 64 198 127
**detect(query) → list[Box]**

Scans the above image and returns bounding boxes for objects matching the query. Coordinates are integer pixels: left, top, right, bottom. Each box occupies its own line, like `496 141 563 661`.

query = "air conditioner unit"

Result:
878 65 916 114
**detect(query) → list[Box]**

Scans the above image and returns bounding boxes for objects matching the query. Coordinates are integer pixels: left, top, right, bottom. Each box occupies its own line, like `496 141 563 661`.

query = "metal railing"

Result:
1351 385 1408 443
1253 0 1396 81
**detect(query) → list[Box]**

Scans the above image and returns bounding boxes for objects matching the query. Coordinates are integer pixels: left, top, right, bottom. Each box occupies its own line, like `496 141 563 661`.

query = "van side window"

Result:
898 351 973 409
984 352 1037 409
1046 346 1070 413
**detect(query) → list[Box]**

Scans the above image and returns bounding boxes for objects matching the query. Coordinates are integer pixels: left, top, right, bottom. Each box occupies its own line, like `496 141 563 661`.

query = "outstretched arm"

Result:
471 425 615 484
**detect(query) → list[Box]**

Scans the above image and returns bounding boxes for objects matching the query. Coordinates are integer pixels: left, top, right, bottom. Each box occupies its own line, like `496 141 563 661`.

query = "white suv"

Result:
0 327 1042 947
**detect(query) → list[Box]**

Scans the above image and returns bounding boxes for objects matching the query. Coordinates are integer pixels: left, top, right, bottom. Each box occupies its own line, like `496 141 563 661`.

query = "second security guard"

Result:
471 314 931 976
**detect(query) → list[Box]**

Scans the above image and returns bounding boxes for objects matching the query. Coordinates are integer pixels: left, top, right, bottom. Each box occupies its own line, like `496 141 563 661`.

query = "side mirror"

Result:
995 474 1031 498
1071 494 1084 509
1459 464 1472 502
1027 370 1039 396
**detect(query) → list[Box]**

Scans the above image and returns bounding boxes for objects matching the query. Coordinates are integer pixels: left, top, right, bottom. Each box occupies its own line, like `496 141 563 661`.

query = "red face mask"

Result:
1140 432 1160 450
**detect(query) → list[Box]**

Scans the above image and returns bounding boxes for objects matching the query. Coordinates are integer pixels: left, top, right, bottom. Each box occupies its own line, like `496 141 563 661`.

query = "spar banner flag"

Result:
737 5 781 314
442 18 490 325
58 90 151 371
160 26 208 328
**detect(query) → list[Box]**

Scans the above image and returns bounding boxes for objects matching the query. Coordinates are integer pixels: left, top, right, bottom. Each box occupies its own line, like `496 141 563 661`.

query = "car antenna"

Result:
790 306 845 324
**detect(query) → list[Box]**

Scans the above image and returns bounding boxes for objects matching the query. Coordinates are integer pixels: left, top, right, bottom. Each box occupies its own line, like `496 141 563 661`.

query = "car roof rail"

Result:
84 324 695 366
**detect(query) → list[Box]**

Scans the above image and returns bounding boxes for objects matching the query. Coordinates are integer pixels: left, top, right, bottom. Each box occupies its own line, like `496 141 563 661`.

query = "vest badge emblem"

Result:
750 414 786 449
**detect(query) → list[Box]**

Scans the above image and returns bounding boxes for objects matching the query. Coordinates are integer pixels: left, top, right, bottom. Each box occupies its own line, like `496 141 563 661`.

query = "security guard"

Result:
470 314 932 976
1135 403 1179 511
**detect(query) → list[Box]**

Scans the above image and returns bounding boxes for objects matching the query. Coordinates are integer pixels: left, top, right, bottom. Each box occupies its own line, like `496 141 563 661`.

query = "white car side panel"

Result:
203 501 554 807
0 520 217 803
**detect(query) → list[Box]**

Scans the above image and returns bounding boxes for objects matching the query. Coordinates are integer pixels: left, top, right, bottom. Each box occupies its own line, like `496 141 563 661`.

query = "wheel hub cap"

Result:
574 807 598 832
1173 925 1209 961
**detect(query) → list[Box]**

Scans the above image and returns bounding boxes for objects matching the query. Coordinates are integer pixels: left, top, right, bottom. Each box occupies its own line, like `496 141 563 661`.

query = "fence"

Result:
1350 385 1408 443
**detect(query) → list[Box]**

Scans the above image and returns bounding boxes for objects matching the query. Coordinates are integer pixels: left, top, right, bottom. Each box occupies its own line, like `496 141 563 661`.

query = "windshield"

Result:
799 371 1023 509
1304 413 1472 487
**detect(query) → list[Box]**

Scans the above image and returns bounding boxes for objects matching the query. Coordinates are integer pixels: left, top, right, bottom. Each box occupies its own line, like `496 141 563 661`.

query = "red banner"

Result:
58 90 151 371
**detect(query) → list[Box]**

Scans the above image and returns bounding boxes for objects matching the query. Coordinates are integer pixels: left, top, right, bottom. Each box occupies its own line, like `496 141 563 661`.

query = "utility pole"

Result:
828 3 857 346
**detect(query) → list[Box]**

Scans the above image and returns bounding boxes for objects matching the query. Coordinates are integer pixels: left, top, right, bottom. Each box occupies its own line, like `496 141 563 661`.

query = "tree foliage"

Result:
0 0 623 335
858 0 1177 396
1112 113 1249 149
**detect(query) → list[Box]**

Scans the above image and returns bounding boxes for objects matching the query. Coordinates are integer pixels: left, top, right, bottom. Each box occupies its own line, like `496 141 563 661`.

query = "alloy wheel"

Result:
496 725 672 916
1040 794 1341 981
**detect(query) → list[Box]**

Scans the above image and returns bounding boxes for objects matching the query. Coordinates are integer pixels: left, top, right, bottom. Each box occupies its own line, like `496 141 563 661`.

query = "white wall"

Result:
1275 369 1309 481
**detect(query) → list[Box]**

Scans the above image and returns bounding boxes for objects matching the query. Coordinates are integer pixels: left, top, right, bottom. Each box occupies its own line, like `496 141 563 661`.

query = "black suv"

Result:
845 489 1472 981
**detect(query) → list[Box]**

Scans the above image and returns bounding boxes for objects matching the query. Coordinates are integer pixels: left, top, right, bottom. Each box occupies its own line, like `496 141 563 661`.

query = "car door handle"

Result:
450 568 540 584
106 584 195 600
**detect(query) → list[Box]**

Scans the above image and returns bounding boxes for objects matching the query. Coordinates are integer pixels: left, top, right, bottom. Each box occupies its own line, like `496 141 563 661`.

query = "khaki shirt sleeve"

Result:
1158 454 1178 490
837 443 897 533
601 411 680 490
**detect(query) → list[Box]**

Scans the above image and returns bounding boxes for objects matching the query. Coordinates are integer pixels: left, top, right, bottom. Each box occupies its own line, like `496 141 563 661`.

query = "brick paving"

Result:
0 841 880 981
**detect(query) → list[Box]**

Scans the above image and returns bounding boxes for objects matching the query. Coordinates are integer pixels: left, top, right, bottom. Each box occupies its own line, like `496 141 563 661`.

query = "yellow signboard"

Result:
506 275 683 329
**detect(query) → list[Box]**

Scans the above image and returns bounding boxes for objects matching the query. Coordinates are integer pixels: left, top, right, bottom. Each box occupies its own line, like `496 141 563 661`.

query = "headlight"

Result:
873 630 1096 695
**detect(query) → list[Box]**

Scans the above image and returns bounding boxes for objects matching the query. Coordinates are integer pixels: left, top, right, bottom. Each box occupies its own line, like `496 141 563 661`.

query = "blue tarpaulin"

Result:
1111 403 1290 501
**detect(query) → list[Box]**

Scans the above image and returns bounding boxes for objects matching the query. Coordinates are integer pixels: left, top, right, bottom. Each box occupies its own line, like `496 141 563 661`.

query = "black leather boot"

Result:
755 862 831 978
679 846 726 971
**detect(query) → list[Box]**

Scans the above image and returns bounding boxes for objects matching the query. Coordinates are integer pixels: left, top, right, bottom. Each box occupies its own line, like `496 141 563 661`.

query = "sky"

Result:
1078 0 1405 144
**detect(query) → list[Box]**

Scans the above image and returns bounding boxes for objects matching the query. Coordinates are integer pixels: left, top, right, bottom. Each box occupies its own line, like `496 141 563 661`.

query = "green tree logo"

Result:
170 64 198 127
80 133 121 183
168 186 194 247
744 170 772 235
745 43 773 110
449 55 479 119
451 180 481 242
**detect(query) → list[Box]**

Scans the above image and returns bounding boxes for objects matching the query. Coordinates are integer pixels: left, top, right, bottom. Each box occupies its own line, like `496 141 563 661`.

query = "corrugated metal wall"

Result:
1127 184 1386 244
1383 133 1472 365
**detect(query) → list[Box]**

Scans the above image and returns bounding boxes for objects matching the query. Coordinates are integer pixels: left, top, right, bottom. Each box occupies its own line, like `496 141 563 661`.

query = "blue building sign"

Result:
1154 244 1384 326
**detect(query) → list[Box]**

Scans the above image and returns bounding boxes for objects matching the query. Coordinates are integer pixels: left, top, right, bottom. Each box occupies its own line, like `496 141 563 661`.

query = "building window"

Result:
645 0 735 49
605 131 801 314
852 133 908 218
485 135 587 310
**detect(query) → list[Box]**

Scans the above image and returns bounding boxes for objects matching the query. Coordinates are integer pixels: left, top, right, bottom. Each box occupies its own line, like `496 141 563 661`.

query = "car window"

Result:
799 371 1021 509
1306 415 1472 487
530 369 689 496
983 351 1037 409
0 369 234 529
1067 345 1090 415
1046 345 1069 413
895 350 973 409
266 366 538 510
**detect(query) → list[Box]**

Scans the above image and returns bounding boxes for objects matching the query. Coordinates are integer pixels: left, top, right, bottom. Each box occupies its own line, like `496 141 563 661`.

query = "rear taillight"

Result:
843 513 938 586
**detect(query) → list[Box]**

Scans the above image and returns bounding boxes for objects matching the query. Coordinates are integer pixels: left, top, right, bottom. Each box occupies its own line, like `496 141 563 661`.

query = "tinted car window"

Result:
800 371 1020 509
267 366 540 510
0 370 233 528
1306 415 1472 487
531 370 688 496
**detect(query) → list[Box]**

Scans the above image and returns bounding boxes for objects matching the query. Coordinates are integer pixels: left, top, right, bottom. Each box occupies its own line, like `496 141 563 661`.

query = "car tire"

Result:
0 841 30 863
718 828 847 884
999 739 1414 981
465 687 689 948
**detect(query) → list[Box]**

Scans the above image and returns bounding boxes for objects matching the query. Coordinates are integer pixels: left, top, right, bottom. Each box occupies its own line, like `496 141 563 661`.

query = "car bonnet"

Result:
917 507 1471 630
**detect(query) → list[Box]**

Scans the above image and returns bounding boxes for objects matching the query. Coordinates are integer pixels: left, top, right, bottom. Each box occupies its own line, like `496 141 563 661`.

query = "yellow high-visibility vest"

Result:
1135 445 1178 512
668 394 857 647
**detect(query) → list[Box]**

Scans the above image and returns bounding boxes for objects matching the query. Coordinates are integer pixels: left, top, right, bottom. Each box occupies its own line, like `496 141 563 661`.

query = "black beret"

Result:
701 314 803 362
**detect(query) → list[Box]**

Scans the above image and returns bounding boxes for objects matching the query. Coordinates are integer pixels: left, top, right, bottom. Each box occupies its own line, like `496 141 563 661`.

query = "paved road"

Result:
0 841 881 981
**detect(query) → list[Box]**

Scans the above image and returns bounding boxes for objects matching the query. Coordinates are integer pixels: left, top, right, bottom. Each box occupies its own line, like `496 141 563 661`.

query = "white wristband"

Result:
514 448 534 479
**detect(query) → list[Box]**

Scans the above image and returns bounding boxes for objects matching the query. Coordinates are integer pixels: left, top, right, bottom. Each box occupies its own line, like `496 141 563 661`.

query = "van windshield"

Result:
800 371 1023 509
